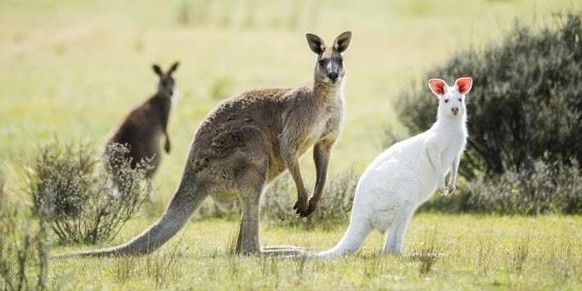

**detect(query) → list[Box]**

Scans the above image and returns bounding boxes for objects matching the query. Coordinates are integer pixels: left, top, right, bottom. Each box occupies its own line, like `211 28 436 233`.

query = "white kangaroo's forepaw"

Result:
439 186 448 196
442 184 456 196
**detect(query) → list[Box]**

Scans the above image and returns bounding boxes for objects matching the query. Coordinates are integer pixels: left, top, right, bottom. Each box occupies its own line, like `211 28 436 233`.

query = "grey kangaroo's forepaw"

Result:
293 199 309 217
301 199 319 217
293 198 318 217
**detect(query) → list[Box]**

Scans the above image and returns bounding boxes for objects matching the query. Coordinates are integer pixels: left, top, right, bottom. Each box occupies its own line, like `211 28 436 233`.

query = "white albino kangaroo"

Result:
310 77 472 258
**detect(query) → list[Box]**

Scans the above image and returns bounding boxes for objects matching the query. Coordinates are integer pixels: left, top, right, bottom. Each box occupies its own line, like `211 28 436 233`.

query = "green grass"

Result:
2 0 582 289
48 214 582 290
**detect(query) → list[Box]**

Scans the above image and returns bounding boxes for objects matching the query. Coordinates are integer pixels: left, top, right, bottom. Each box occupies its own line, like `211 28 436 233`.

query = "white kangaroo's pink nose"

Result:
452 107 459 115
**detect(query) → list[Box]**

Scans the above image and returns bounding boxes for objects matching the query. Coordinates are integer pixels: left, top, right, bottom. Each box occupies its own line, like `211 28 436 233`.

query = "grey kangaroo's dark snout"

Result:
326 60 341 82
328 72 339 82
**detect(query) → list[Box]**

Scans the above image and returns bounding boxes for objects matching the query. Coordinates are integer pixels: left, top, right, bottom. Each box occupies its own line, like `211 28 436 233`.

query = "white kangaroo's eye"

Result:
458 98 462 102
444 99 449 103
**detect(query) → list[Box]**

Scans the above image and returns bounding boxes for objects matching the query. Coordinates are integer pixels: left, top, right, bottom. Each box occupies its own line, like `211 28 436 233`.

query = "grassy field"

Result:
1 0 582 290
49 214 582 290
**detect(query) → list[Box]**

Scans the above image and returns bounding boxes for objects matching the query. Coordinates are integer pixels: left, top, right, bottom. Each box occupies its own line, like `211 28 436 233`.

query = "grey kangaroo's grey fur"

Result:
56 32 352 258
106 62 179 179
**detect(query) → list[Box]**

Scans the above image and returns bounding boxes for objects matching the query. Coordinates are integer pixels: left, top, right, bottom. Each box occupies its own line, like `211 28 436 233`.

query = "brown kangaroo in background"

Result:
106 62 179 181
58 32 352 257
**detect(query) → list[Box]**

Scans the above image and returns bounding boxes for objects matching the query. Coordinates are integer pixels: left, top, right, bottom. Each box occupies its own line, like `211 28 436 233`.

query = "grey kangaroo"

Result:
58 31 352 257
106 62 179 181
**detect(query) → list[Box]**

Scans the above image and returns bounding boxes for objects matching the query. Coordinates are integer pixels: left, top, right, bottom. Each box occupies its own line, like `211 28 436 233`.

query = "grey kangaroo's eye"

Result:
318 59 325 66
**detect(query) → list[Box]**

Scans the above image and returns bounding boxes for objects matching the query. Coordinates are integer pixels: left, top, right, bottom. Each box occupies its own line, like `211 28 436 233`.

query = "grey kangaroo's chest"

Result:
300 101 344 152
319 103 343 140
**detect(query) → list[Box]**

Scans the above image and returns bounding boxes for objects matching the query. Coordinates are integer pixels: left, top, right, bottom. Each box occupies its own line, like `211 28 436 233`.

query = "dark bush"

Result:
25 141 150 244
261 169 359 229
397 13 582 179
394 13 582 215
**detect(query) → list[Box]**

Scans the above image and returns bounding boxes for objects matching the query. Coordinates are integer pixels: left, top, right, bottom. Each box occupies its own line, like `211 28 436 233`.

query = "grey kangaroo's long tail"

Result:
54 171 208 258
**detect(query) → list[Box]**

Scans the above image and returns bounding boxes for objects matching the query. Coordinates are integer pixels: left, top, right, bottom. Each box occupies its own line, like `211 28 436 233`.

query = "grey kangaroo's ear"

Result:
152 64 163 77
169 62 180 74
306 33 325 55
333 31 352 53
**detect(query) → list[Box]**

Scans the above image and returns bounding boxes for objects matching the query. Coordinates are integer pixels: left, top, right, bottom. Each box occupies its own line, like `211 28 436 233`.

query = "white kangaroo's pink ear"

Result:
428 79 448 97
455 77 473 95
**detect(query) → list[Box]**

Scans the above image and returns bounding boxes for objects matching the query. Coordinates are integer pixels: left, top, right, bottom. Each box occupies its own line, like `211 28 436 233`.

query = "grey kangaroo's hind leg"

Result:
236 191 261 254
234 163 266 255
233 161 305 256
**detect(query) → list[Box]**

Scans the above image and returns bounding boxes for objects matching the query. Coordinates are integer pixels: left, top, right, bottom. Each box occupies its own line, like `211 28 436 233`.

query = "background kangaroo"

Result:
58 31 352 257
105 62 179 182
303 77 472 258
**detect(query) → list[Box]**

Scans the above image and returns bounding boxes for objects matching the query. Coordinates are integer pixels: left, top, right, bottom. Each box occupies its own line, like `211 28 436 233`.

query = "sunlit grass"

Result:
46 214 582 290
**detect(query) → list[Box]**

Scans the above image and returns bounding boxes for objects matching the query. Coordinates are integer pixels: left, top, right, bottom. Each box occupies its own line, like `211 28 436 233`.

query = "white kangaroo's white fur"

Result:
311 77 473 258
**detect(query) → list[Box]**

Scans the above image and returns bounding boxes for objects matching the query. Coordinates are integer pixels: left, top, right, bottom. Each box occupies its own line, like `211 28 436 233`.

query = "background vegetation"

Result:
0 172 49 291
1 0 581 290
400 13 582 214
25 141 150 244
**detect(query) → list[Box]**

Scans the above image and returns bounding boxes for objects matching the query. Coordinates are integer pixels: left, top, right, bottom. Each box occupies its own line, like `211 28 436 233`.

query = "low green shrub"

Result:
24 140 150 244
419 159 582 215
261 169 359 229
466 159 582 215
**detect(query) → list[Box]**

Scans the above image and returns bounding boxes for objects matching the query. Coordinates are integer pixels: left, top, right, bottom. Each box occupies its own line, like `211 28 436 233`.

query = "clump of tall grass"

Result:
510 233 531 273
0 171 50 290
113 242 185 287
24 140 150 244
410 227 445 276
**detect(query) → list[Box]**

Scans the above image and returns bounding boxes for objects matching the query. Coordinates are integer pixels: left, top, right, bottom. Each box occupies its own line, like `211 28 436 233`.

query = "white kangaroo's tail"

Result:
308 218 373 259
54 171 208 258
